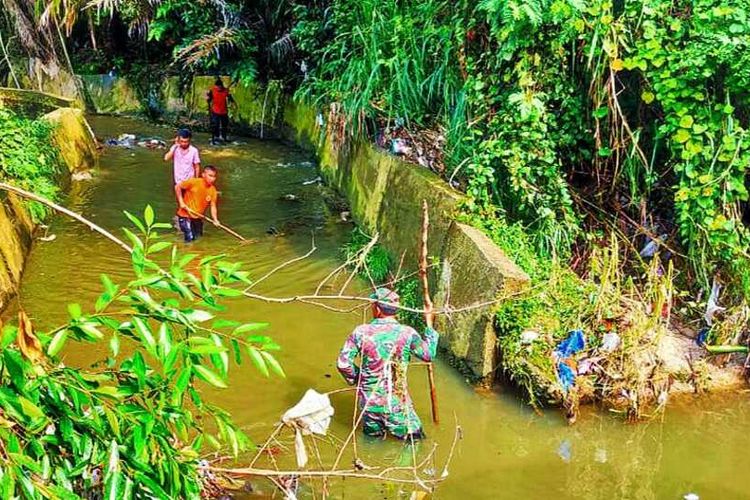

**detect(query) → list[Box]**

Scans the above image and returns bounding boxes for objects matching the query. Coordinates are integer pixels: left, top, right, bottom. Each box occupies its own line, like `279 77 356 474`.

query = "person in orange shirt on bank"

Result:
206 78 235 145
174 165 220 242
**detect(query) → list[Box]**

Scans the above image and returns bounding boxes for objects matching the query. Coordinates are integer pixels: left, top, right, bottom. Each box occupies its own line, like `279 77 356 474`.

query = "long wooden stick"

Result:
419 200 439 425
0 182 133 253
185 207 248 242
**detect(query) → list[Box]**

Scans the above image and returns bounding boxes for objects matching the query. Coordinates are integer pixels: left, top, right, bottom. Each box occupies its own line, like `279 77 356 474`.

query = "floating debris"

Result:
302 176 322 186
281 194 300 202
71 171 93 181
39 234 56 242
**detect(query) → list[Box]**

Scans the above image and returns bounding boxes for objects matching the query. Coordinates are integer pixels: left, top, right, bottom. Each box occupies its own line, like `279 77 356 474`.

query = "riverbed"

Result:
10 116 749 499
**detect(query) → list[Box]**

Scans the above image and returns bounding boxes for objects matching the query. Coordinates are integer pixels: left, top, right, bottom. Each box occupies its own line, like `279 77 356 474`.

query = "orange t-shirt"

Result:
177 178 217 218
209 86 230 115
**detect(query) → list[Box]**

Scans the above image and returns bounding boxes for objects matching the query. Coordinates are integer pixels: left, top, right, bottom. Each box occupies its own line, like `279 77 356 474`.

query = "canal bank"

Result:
0 88 98 311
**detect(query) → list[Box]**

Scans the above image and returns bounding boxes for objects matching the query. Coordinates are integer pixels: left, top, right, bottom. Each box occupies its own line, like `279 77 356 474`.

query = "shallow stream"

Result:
10 116 749 499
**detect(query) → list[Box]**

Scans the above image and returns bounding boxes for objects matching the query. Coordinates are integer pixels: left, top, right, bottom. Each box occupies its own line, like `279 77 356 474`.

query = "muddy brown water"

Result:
10 116 749 499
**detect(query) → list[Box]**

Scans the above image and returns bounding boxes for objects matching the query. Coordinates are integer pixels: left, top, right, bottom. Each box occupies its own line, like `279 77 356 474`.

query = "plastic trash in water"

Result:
557 362 576 392
557 439 572 463
594 447 607 464
683 494 699 500
302 176 322 186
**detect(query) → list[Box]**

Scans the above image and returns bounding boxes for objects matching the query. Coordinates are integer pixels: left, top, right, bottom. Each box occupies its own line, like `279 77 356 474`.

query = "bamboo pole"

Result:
419 200 439 425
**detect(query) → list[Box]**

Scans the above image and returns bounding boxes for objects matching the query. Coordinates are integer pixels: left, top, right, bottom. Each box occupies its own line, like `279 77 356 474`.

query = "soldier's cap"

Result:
370 287 399 314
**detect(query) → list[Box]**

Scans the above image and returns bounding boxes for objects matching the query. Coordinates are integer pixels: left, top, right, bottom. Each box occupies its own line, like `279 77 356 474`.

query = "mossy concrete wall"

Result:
79 75 141 115
281 100 530 382
0 103 98 312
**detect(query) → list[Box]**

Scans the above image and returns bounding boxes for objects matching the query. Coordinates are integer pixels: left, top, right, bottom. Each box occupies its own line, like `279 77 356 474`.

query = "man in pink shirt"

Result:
163 128 201 184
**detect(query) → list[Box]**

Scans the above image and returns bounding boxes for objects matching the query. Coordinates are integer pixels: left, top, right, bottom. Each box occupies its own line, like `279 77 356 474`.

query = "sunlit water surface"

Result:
11 116 749 499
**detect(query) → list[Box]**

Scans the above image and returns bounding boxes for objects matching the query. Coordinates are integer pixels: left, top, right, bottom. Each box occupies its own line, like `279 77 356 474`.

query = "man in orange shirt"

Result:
174 165 220 242
206 78 234 145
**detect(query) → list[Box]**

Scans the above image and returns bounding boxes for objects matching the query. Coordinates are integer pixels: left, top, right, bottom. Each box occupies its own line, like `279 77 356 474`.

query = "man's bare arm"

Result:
164 137 178 161
210 199 219 225
174 183 187 209
193 162 201 178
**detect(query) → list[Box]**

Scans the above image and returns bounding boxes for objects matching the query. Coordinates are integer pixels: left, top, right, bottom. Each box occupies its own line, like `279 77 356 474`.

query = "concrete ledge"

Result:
435 223 530 382
43 108 98 172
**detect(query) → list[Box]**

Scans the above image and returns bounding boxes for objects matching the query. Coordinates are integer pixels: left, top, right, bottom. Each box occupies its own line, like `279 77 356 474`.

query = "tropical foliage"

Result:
0 208 283 498
0 109 62 222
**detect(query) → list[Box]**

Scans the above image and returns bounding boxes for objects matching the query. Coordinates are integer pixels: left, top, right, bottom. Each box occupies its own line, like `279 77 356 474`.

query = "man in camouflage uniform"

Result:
337 288 438 440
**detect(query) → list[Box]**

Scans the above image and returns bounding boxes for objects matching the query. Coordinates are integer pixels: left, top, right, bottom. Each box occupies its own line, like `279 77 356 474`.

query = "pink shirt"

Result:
171 145 201 184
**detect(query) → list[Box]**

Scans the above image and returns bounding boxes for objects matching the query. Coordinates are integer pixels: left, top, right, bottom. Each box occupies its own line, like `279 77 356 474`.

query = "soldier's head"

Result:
370 287 399 318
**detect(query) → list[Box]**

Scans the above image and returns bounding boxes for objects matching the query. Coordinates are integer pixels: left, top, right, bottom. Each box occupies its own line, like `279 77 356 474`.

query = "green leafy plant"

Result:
0 109 62 222
0 207 283 498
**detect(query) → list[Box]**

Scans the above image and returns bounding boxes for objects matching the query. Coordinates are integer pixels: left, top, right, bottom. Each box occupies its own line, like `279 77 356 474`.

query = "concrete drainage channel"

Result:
40 75 532 384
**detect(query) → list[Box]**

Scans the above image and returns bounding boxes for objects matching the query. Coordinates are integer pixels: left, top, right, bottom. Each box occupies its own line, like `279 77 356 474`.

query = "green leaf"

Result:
68 303 82 320
123 210 146 233
147 241 172 255
122 227 144 251
188 344 228 355
132 317 157 356
110 332 120 356
199 254 226 266
47 329 68 357
214 287 244 297
18 396 45 419
178 253 198 268
233 323 269 335
158 323 172 357
212 319 241 329
247 347 269 377
79 322 104 339
193 365 228 388
101 274 117 294
230 338 242 365
679 115 694 128
641 91 655 104
185 310 214 323
144 205 155 228
673 129 691 143
593 107 608 119
260 351 285 378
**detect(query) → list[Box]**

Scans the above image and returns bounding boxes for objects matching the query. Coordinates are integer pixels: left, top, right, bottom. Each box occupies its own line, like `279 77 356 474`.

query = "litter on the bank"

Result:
601 332 620 352
554 329 586 393
704 278 725 326
639 233 668 258
520 330 540 345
